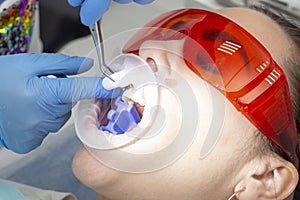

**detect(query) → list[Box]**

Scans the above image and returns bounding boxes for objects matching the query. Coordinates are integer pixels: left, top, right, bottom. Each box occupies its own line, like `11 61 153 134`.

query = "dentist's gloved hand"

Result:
68 0 155 26
0 53 121 154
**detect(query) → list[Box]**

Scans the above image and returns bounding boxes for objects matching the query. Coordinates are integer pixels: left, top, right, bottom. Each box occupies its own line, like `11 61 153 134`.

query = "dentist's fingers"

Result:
113 0 154 4
133 0 155 4
68 0 84 7
113 0 132 3
80 0 110 26
41 76 122 104
29 53 93 76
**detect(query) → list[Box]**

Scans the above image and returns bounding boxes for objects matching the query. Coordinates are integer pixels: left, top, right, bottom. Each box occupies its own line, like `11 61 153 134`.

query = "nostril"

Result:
146 57 158 72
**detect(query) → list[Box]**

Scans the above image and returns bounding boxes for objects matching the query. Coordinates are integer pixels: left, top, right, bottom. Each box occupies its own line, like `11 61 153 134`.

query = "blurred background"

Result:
38 0 300 53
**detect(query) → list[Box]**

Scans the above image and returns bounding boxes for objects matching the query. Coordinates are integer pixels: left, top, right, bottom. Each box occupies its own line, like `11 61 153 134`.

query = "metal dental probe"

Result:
89 20 115 82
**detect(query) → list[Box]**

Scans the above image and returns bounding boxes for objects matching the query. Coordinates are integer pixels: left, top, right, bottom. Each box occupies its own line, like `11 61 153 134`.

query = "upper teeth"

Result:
102 53 160 129
121 83 159 129
122 87 146 106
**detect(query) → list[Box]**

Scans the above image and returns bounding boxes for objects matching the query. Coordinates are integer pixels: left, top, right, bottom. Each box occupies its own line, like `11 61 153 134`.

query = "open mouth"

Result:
75 84 159 150
98 87 146 133
74 53 160 150
97 101 145 127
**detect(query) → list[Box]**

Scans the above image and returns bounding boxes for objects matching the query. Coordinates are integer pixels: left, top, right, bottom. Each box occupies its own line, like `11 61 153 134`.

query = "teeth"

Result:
138 85 158 128
131 89 146 106
121 87 134 103
121 84 159 129
122 87 146 106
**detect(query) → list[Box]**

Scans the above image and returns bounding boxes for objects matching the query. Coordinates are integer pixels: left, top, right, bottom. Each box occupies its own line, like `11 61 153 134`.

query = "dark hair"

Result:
249 4 300 200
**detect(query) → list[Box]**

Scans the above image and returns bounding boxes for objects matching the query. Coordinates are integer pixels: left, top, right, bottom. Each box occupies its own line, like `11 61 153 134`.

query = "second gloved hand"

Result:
68 0 155 26
0 53 121 154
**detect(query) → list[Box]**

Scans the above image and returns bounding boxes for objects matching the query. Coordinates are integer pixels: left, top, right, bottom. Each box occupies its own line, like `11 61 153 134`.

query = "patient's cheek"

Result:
72 147 96 187
72 146 119 191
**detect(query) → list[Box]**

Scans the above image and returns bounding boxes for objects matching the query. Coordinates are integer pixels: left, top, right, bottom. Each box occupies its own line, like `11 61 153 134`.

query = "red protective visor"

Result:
123 9 299 168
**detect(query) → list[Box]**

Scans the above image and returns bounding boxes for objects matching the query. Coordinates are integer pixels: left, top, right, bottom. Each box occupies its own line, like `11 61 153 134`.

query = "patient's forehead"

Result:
215 7 294 66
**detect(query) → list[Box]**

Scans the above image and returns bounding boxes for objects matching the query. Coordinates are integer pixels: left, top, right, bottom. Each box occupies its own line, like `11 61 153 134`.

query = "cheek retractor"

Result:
101 54 161 134
74 54 162 150
102 54 158 90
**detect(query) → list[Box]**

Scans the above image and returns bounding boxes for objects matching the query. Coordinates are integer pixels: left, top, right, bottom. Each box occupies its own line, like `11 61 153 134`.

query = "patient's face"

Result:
72 8 293 200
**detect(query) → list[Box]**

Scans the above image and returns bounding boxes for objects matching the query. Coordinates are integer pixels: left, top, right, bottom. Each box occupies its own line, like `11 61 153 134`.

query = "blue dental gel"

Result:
100 96 141 134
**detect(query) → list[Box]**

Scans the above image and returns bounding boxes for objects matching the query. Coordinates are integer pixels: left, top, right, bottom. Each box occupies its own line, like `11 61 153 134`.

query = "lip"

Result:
134 102 145 118
74 84 159 150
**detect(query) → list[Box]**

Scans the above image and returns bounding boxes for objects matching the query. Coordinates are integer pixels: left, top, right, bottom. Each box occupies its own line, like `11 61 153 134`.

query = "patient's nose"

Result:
139 39 184 68
139 40 173 72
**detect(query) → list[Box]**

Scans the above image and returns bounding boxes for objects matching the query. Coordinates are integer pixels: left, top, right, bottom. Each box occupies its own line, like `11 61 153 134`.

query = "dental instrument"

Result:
89 22 146 135
89 22 163 135
89 20 115 82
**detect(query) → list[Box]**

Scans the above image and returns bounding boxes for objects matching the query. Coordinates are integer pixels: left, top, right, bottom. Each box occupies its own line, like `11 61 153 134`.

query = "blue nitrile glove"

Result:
68 0 155 26
0 53 121 154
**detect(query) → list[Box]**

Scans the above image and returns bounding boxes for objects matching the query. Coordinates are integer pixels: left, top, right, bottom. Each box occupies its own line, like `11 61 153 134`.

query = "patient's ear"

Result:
234 156 299 200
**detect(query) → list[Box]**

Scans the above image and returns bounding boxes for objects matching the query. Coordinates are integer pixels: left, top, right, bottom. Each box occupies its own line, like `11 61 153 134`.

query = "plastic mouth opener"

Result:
100 54 161 135
89 20 115 82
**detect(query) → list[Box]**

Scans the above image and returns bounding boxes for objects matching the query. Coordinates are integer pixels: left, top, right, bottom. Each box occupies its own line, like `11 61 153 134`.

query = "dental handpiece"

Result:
89 20 115 82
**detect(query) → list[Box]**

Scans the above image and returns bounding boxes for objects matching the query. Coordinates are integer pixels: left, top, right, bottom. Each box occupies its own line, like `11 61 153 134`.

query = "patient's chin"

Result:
72 146 119 191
